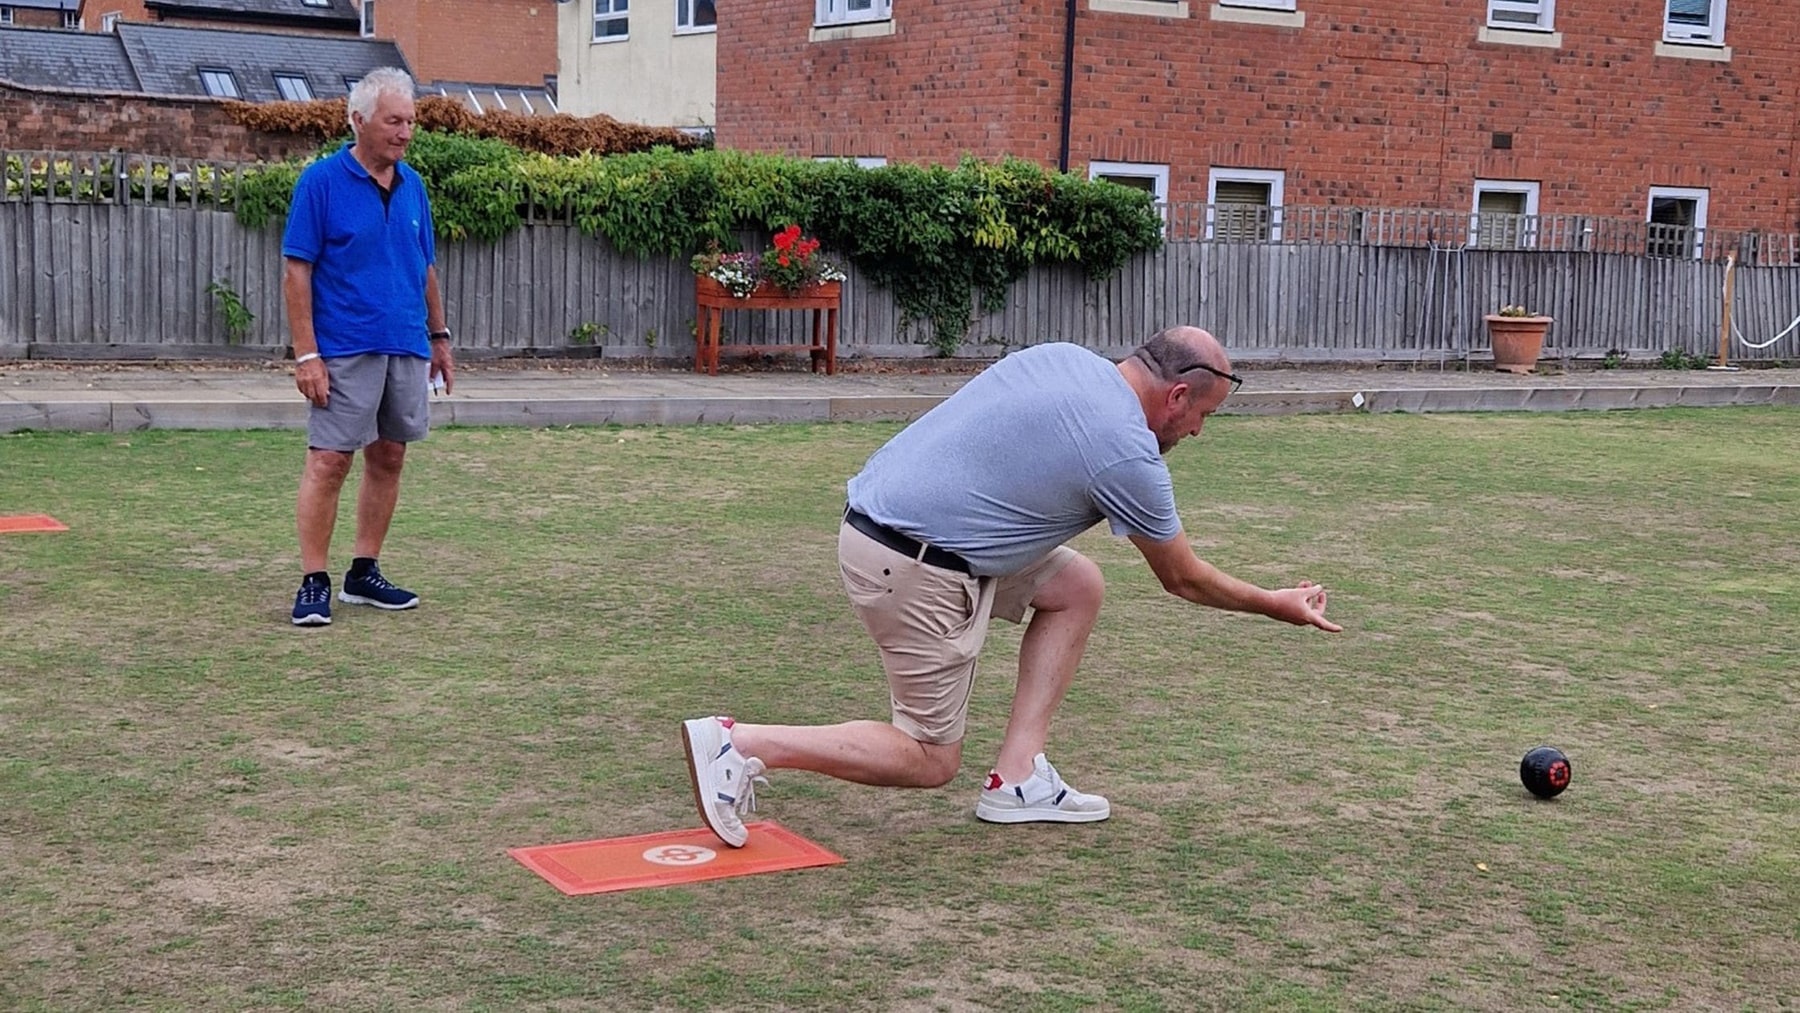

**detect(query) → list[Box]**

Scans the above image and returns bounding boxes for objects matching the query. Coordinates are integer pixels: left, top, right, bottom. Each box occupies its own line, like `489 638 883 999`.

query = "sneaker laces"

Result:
298 582 330 606
733 757 770 816
356 569 399 592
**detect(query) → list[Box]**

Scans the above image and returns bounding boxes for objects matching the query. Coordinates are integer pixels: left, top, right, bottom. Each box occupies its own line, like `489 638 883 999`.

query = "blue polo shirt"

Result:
281 144 437 359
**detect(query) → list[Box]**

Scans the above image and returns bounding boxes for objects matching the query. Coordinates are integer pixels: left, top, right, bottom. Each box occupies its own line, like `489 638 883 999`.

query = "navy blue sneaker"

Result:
339 561 419 610
292 574 332 626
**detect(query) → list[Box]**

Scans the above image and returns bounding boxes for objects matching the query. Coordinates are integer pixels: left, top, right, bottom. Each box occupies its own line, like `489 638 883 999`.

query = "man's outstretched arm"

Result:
1129 530 1341 632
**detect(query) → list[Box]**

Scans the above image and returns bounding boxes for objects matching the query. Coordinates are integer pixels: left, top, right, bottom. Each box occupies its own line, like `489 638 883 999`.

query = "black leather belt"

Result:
843 507 973 574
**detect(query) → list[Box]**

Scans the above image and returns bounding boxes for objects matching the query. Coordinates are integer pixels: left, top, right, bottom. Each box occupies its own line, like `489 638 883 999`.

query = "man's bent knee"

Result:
913 740 963 788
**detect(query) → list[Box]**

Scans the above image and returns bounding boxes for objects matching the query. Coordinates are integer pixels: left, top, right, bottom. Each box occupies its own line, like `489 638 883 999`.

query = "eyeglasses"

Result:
1176 362 1244 395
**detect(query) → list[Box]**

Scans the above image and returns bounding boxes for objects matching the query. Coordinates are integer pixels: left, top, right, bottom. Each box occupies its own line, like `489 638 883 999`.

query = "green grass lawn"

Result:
2 410 1796 1011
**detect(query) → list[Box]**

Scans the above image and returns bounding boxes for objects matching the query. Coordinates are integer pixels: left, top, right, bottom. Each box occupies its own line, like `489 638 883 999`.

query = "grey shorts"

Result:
838 523 1076 745
307 353 431 452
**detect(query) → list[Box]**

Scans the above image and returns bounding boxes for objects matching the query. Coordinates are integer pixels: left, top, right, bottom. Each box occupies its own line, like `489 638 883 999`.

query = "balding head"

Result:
1131 326 1232 386
1119 326 1236 453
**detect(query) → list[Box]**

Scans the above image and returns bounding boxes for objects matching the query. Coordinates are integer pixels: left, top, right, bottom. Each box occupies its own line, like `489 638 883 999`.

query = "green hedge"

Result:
233 135 1165 354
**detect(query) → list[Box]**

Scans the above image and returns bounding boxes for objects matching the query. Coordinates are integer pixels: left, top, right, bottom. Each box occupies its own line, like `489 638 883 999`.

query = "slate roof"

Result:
0 26 140 91
143 0 359 28
114 21 406 102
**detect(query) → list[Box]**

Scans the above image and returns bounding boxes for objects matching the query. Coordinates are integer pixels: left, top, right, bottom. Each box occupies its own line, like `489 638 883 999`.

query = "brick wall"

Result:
7 6 71 28
719 0 1800 233
379 0 556 88
0 81 322 161
75 1 150 28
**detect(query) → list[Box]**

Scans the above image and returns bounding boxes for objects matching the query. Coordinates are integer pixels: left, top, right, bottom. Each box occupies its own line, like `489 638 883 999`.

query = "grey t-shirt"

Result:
846 342 1182 576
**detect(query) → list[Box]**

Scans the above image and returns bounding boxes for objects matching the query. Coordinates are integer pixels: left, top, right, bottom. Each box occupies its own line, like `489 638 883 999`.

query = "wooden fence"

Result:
5 187 1800 365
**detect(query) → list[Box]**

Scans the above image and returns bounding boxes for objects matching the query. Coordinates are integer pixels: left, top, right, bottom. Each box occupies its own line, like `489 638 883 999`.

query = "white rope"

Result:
1725 265 1800 350
1733 315 1800 350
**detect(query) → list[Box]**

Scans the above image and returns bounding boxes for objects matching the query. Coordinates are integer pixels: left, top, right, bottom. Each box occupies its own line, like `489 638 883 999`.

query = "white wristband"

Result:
294 352 321 365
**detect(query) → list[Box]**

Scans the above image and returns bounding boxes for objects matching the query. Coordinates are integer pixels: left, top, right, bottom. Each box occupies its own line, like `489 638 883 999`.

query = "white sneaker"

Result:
975 753 1111 824
681 716 768 847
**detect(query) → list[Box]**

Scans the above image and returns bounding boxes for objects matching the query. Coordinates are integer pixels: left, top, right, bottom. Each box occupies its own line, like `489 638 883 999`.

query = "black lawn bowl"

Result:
1520 746 1572 798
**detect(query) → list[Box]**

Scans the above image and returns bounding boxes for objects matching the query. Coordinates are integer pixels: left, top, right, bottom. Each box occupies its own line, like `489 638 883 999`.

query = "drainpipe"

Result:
1058 0 1076 172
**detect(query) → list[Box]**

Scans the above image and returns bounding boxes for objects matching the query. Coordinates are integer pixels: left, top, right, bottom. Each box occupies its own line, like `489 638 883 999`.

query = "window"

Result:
815 0 891 27
1207 168 1284 241
1665 0 1725 44
199 68 241 98
0 8 13 26
1218 0 1295 9
359 0 375 37
1470 180 1540 249
593 0 627 40
62 9 80 28
302 0 330 5
274 73 314 101
677 0 715 31
1489 0 1553 30
101 12 119 31
1647 186 1708 259
1089 161 1169 226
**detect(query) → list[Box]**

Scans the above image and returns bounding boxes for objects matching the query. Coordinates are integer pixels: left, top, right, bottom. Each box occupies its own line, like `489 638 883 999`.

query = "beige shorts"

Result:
838 522 1076 745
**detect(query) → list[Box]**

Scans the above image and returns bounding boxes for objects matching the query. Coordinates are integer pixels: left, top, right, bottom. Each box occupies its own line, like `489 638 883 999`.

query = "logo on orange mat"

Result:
642 844 717 866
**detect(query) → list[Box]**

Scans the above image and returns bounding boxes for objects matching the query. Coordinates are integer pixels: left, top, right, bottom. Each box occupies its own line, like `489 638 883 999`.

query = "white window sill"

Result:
810 19 894 41
674 26 717 36
1478 26 1562 48
1655 40 1730 61
1089 0 1190 18
1210 4 1303 28
589 35 630 44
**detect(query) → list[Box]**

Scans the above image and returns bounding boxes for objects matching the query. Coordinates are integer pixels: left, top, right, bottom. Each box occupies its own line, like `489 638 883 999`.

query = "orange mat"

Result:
0 514 68 534
509 821 844 895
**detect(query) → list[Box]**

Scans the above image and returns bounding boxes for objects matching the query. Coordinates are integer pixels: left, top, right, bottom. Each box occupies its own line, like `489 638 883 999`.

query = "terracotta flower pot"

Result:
1485 314 1553 374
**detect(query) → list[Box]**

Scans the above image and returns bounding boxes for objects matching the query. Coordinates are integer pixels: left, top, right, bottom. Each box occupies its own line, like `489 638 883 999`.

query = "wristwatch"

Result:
429 329 452 341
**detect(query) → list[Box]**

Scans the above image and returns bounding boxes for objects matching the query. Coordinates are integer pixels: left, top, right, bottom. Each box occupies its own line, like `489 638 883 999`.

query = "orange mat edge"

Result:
0 514 68 533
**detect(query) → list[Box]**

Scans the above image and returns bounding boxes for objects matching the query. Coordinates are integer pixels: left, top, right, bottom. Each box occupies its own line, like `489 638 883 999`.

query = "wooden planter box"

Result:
693 276 842 375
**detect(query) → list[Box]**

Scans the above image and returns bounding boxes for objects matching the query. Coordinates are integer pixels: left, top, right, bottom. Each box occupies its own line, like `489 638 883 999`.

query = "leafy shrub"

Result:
227 144 1164 355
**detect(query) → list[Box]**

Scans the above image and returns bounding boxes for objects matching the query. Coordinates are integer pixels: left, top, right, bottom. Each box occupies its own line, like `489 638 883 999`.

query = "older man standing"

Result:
283 67 454 626
682 326 1341 846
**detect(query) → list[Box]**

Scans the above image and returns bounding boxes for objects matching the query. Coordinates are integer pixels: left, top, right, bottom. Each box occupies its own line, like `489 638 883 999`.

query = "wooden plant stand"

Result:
693 276 841 375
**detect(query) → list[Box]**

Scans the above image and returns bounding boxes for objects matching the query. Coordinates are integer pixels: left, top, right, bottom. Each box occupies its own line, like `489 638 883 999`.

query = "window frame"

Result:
1664 0 1726 45
1646 185 1709 260
62 9 80 28
592 0 628 42
1088 160 1169 202
274 73 314 101
676 0 715 33
1206 167 1284 242
0 8 14 26
1488 0 1553 31
198 68 242 99
815 0 891 28
101 11 119 31
359 0 375 37
1469 179 1541 249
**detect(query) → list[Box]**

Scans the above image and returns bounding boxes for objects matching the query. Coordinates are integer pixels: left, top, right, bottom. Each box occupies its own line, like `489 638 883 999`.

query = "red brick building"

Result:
2 0 79 29
370 0 556 97
717 0 1800 235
